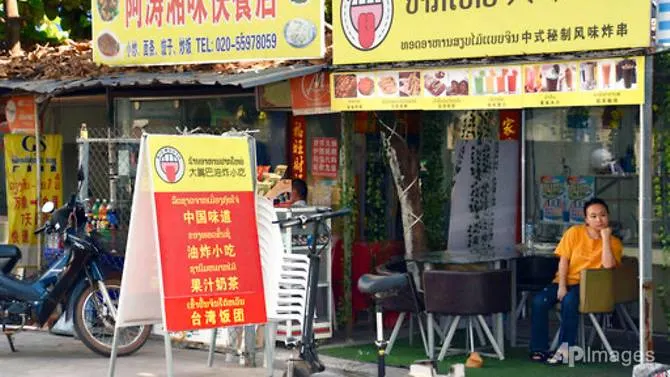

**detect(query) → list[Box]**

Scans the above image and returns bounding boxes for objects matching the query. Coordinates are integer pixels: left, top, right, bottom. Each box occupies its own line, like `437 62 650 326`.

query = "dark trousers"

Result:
529 283 580 353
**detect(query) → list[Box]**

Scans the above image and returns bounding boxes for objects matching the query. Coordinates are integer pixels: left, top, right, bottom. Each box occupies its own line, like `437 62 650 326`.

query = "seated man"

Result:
290 178 308 208
529 197 623 364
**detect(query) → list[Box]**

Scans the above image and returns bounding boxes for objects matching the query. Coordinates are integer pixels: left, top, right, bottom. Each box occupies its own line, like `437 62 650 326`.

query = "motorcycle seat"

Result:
357 273 408 295
0 245 21 274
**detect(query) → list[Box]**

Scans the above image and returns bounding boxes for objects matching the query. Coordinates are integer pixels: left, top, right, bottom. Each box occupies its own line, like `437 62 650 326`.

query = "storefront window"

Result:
114 95 286 167
525 106 640 246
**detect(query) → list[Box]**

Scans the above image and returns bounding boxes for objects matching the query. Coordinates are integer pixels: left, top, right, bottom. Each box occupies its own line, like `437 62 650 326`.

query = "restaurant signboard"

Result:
333 0 651 65
92 0 324 66
331 56 645 111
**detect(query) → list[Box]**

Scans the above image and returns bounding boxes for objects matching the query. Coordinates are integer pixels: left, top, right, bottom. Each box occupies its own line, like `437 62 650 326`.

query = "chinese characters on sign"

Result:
290 116 307 180
93 0 323 65
311 138 339 178
498 110 521 141
331 56 645 111
148 136 266 332
4 135 63 250
334 0 649 64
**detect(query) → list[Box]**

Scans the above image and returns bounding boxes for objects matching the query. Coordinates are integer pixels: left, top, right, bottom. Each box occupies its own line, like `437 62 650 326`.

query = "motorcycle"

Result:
0 193 152 356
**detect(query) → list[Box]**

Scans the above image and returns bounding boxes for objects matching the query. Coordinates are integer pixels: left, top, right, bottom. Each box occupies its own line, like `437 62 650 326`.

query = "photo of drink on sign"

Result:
525 64 576 93
472 67 519 96
595 58 638 91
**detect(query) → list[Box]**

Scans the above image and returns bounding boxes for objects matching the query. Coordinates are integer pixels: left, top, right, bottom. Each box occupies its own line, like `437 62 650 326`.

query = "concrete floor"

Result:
0 329 409 377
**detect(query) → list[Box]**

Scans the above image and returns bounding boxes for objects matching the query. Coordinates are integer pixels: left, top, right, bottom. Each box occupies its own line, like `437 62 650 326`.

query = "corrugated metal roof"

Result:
0 64 325 96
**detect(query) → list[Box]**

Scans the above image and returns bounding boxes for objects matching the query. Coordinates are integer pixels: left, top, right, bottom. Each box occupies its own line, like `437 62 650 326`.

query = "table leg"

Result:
493 261 504 356
510 259 517 347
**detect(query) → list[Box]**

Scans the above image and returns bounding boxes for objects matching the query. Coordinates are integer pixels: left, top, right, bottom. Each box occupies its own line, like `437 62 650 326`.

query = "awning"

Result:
0 64 325 97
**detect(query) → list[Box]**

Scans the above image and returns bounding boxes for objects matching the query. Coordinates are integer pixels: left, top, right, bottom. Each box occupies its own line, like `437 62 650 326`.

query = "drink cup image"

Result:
602 62 612 88
508 69 518 93
474 73 484 95
619 59 637 89
544 64 560 92
564 67 573 91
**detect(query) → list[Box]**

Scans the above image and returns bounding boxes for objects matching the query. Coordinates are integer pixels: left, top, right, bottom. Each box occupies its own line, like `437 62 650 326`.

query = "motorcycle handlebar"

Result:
274 208 351 229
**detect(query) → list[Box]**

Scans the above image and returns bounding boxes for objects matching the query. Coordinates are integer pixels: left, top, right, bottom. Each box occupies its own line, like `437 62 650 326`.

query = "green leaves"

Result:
420 112 449 251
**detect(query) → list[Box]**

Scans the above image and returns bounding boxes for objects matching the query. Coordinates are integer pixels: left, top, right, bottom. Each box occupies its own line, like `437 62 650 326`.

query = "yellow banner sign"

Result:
333 0 650 65
92 0 323 66
331 56 645 111
4 135 63 246
147 135 253 193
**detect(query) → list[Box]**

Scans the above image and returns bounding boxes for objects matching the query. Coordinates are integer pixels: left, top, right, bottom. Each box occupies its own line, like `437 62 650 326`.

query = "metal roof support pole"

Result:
639 53 654 359
35 100 42 271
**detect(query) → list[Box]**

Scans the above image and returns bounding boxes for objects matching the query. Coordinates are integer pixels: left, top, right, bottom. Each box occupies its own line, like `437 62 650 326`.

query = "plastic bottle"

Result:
91 199 101 231
98 200 108 230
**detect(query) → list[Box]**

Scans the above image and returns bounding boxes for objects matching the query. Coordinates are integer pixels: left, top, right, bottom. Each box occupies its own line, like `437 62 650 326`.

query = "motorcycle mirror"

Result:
41 201 55 214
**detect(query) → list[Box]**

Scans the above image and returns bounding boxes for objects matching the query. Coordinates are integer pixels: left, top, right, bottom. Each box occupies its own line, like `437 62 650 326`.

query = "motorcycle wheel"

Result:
73 278 152 357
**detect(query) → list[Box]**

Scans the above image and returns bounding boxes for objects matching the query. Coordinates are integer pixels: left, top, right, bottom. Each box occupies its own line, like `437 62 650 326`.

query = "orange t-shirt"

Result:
552 225 623 285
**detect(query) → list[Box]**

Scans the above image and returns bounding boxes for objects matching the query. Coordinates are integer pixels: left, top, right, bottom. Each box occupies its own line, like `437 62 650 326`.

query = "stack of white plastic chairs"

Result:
256 197 311 372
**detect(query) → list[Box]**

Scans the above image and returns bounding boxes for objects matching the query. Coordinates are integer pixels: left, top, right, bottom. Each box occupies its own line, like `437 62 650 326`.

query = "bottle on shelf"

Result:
98 199 109 231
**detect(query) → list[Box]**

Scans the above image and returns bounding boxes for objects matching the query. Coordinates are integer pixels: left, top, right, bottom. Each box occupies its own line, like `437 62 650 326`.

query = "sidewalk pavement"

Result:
0 330 409 377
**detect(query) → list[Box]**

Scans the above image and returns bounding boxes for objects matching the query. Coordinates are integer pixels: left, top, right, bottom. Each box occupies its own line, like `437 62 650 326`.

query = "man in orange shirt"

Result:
529 198 623 364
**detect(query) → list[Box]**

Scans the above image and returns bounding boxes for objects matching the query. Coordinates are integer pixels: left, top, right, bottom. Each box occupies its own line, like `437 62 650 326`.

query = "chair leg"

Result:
409 313 414 347
473 316 487 347
386 312 406 356
428 313 435 360
550 327 560 352
579 315 586 351
617 304 640 338
516 292 529 320
415 313 430 357
468 317 475 354
476 315 504 360
588 313 614 356
437 315 461 362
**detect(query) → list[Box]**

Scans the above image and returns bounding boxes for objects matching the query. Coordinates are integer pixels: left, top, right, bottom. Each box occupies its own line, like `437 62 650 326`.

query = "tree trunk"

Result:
379 114 427 261
5 0 22 56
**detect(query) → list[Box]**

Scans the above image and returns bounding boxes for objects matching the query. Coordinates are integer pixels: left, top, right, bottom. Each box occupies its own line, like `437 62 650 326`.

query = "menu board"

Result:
331 56 644 111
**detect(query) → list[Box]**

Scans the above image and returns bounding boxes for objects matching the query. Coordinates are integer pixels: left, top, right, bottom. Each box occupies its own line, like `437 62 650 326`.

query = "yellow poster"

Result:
92 0 323 66
4 135 63 246
147 135 253 193
333 0 650 65
330 56 645 111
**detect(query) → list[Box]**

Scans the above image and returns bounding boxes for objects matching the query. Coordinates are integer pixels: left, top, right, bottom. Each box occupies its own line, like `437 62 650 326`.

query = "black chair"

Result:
423 269 512 361
367 258 428 356
515 256 559 320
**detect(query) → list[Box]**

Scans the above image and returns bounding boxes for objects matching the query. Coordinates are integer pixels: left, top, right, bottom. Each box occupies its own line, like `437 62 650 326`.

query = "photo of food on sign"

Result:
423 70 470 97
96 0 119 22
593 58 638 91
334 74 358 98
283 18 317 48
525 64 576 93
357 76 375 97
96 31 121 58
377 73 399 96
399 72 421 97
472 67 519 95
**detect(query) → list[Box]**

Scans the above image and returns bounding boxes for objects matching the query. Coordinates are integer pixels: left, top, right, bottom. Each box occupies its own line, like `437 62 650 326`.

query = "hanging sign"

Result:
4 135 63 266
114 134 266 333
331 56 645 111
290 72 333 115
92 0 324 66
4 96 37 134
290 116 307 180
333 0 651 65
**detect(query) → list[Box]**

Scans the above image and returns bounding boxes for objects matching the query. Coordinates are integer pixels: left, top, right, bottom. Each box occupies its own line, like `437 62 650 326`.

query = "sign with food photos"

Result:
331 56 644 111
92 0 324 66
333 0 650 65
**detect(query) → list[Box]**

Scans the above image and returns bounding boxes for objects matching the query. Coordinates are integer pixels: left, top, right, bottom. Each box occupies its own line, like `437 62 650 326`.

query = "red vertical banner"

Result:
499 110 521 141
290 116 307 180
311 137 339 178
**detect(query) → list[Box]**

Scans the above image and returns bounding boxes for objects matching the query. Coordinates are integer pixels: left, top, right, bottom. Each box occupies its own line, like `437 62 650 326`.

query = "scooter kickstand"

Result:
6 333 16 352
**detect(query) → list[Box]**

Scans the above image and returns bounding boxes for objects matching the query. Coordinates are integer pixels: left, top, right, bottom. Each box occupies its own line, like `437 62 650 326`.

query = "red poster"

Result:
290 116 307 180
290 72 332 115
311 137 339 178
499 110 521 141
